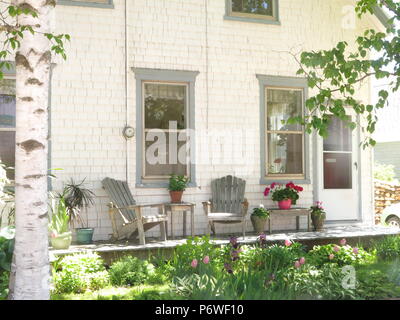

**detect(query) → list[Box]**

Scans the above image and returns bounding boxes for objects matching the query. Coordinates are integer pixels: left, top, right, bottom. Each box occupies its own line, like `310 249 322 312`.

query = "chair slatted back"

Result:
211 175 246 214
102 177 136 221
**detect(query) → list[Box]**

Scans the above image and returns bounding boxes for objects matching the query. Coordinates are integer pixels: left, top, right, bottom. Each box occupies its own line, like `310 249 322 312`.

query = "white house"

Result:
0 0 390 240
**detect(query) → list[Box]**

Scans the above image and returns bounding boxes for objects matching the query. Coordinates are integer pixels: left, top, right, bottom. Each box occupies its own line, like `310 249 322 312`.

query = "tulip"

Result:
203 256 210 264
329 254 335 260
285 239 292 247
294 261 301 268
299 257 306 265
340 238 347 246
353 247 359 255
191 259 198 268
334 245 340 252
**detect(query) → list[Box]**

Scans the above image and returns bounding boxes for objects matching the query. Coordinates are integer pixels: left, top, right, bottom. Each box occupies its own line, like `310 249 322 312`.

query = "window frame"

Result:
133 68 199 188
257 75 310 185
58 0 114 9
0 70 16 184
141 81 190 180
225 0 280 25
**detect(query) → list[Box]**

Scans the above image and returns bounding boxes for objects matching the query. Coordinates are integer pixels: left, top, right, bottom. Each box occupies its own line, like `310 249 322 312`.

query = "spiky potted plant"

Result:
60 179 96 244
49 197 72 250
168 174 188 203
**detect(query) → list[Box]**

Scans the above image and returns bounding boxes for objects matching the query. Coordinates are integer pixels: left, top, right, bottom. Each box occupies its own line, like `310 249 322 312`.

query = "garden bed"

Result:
45 234 400 300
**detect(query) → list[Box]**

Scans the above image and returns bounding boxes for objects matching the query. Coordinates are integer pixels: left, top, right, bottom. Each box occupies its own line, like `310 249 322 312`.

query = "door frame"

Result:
312 115 363 224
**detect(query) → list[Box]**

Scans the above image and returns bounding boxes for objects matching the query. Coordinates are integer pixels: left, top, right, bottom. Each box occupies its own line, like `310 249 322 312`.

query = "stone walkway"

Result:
50 225 400 256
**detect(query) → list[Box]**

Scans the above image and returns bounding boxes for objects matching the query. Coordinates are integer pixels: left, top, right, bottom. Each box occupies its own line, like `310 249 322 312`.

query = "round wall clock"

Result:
123 126 135 139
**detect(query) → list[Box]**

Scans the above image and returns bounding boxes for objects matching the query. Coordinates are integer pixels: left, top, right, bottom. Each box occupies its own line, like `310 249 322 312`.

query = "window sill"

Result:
57 0 114 9
224 15 281 26
260 178 311 185
135 181 197 189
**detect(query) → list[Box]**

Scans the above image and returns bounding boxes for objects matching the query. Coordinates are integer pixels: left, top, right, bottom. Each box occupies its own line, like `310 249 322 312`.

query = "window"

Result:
143 83 188 178
0 78 16 181
226 0 279 24
257 75 309 184
133 68 199 187
58 0 114 8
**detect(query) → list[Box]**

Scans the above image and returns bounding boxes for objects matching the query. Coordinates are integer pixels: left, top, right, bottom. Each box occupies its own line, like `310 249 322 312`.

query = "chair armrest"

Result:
241 198 249 217
107 203 165 211
202 201 212 216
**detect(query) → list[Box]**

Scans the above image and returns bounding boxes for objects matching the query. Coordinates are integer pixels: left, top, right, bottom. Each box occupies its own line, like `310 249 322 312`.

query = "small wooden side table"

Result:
268 208 311 234
164 202 196 239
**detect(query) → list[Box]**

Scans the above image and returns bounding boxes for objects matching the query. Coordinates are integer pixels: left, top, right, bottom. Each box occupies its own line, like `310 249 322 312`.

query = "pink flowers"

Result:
264 187 271 197
329 254 335 260
334 245 340 252
353 247 359 255
294 257 306 269
284 239 292 247
340 238 347 246
191 259 198 268
191 256 210 268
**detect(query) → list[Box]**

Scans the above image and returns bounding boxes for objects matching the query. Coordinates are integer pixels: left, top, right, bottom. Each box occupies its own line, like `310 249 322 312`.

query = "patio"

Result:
50 225 400 264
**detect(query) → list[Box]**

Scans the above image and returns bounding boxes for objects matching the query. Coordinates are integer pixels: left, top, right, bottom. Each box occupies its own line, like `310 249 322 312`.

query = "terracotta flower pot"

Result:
278 199 292 210
169 190 184 203
251 215 268 234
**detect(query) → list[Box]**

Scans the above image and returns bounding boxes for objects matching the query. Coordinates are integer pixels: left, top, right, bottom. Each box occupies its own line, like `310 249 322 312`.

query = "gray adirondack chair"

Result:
102 177 168 245
202 175 249 238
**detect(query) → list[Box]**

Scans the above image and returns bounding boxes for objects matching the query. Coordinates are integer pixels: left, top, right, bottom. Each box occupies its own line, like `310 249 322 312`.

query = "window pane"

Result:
0 79 16 128
267 133 303 175
324 153 352 189
267 89 302 131
0 131 15 180
144 83 186 130
324 117 352 152
144 132 188 177
232 0 273 16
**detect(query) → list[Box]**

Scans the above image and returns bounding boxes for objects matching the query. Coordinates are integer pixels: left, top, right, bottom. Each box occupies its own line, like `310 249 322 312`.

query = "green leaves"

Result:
288 0 399 148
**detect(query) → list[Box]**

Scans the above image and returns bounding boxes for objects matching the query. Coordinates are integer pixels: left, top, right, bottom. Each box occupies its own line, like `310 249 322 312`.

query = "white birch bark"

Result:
9 0 55 300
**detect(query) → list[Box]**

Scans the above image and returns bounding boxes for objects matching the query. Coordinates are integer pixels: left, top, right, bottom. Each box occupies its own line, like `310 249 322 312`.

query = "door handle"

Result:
354 162 358 170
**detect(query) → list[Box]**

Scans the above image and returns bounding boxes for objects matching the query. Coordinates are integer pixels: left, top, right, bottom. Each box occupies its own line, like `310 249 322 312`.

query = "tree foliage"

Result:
294 0 399 148
0 2 69 79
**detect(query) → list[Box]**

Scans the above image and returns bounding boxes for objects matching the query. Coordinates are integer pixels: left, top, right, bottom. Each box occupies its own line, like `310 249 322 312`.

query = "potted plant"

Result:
310 201 326 231
59 179 96 245
250 205 271 234
49 197 72 250
263 182 304 210
168 174 188 203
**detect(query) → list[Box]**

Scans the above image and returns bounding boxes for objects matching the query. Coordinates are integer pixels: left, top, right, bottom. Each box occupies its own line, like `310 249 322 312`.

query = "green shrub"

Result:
281 263 358 300
247 242 306 273
109 255 155 287
0 271 9 300
355 266 400 299
374 162 398 183
374 236 400 261
308 244 373 267
171 236 221 276
52 252 109 294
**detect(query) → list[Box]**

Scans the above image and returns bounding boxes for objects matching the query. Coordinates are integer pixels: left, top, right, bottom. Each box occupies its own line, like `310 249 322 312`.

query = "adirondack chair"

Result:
202 175 249 238
102 177 168 245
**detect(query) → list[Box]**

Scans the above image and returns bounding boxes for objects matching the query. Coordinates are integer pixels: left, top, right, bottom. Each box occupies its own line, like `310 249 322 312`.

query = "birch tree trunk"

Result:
8 0 55 300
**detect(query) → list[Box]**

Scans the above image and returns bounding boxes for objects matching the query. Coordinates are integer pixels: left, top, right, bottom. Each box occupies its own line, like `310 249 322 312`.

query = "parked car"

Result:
381 203 400 228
